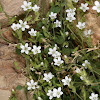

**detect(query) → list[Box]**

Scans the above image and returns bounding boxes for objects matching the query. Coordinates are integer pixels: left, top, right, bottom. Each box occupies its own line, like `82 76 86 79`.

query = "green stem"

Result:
75 92 83 100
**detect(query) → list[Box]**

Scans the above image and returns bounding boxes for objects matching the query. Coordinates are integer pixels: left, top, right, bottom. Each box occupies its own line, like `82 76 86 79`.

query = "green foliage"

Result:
8 0 100 100
16 85 23 90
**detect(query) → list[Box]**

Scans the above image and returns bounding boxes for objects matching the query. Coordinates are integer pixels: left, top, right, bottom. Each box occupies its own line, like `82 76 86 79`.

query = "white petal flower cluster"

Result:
11 23 21 31
49 12 57 20
11 20 29 31
19 20 29 31
27 79 39 90
32 45 41 55
48 46 64 66
73 0 79 3
47 87 63 99
20 43 31 54
89 93 98 100
21 1 40 12
54 20 61 28
47 90 53 100
82 60 90 69
80 3 89 12
54 57 64 66
32 4 40 12
76 22 85 29
92 1 100 13
20 43 41 55
62 75 71 86
21 1 32 11
48 47 61 58
28 28 37 36
43 72 54 82
83 29 93 37
66 8 76 22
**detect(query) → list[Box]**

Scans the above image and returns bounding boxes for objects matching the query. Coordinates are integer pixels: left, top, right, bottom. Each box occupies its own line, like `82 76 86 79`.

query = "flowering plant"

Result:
9 0 100 100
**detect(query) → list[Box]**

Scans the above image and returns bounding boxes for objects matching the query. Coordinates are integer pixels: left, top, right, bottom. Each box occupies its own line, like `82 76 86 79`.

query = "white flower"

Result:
65 32 69 36
92 1 100 13
80 3 89 12
62 76 71 86
76 22 85 29
21 1 32 11
65 45 68 48
53 87 63 98
82 60 90 69
80 76 84 80
54 44 59 49
42 26 45 29
66 8 76 16
64 55 67 58
75 68 81 73
31 45 41 55
52 51 61 58
32 5 40 12
54 57 64 66
19 20 29 31
20 43 31 54
54 20 61 27
43 72 54 82
89 93 98 100
30 67 35 71
38 97 42 100
11 23 21 31
66 13 76 22
83 29 93 37
47 90 54 100
40 62 44 66
73 0 79 3
12 89 14 92
28 28 37 36
49 12 57 20
48 47 57 56
27 79 39 90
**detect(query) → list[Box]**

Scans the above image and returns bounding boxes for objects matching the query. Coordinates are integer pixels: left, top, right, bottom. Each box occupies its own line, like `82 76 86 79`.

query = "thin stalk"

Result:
75 92 83 100
43 0 45 17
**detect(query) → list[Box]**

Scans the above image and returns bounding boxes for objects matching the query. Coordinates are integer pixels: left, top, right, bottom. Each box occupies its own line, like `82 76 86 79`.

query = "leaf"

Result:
25 15 33 21
14 61 20 70
16 85 23 90
62 48 71 55
37 22 42 27
16 48 21 55
82 86 86 100
55 36 65 44
11 97 17 100
50 6 60 13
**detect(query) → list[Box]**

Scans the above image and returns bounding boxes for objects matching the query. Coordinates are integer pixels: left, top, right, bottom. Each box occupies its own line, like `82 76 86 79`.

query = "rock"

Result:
0 90 11 100
0 44 25 73
0 0 24 27
0 0 24 16
0 42 26 100
0 27 17 44
0 13 8 27
16 89 33 100
0 0 56 27
85 7 100 45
